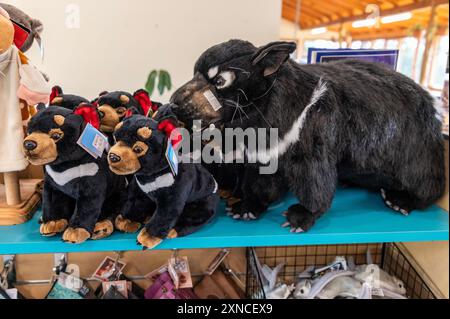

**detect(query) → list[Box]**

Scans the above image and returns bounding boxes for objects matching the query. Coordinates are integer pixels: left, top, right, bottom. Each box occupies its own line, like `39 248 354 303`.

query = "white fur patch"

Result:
208 66 219 79
136 173 175 194
212 179 218 194
45 163 99 186
247 79 328 164
216 71 235 89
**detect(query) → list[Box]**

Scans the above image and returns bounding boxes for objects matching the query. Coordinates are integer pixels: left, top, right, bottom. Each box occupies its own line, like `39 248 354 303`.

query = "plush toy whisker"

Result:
224 99 242 124
228 66 251 78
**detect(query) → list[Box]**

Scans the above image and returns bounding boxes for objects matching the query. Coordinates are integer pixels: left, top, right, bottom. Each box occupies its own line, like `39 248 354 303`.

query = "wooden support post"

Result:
338 24 344 48
412 32 423 81
3 171 21 206
419 0 438 85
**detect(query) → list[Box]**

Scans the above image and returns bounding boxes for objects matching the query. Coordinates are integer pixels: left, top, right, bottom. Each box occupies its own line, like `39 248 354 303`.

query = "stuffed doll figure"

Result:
92 89 163 229
108 105 219 249
0 7 49 209
0 3 44 53
23 104 127 243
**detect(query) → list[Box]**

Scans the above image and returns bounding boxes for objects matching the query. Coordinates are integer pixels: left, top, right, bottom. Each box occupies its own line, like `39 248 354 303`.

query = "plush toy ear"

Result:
120 95 130 105
251 41 296 77
50 86 63 104
73 103 100 129
133 89 153 116
36 103 46 112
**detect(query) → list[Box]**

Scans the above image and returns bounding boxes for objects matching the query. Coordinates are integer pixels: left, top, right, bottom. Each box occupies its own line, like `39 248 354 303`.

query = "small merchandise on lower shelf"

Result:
246 243 437 299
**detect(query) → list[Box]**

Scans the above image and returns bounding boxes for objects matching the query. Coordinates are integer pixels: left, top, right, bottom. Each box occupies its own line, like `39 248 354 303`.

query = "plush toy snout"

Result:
108 142 142 175
98 104 122 132
23 132 58 165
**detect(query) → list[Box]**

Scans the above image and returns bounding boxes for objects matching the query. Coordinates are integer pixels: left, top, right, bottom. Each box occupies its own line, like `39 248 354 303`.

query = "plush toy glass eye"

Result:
50 133 63 141
133 146 144 154
116 107 127 117
214 71 235 90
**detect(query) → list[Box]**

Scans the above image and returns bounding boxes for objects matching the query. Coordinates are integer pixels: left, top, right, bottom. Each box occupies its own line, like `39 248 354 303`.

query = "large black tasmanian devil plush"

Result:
108 106 219 249
170 39 445 232
23 104 127 243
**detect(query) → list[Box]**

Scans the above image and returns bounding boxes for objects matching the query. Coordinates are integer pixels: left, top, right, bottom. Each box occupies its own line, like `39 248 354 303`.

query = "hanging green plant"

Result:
145 69 172 96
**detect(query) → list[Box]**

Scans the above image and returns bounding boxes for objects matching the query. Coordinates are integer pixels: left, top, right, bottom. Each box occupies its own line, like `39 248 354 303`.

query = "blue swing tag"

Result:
165 141 178 176
77 123 109 159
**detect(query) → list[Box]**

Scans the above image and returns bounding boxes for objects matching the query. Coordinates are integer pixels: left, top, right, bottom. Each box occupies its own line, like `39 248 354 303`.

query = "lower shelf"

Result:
0 187 448 255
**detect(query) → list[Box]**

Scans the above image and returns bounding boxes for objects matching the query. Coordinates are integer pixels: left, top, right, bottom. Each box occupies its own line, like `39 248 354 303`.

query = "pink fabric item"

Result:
17 83 49 105
144 272 198 300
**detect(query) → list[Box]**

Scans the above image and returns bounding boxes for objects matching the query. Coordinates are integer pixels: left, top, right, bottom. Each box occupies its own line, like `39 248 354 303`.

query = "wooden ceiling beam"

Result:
282 9 320 29
301 0 449 29
306 1 351 19
284 0 332 22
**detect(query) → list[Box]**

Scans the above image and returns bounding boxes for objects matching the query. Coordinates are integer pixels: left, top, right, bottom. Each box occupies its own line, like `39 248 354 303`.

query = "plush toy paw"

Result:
91 220 114 240
380 189 412 216
137 229 162 249
115 215 141 233
228 201 259 221
62 227 91 244
282 204 315 233
166 229 178 239
40 219 68 237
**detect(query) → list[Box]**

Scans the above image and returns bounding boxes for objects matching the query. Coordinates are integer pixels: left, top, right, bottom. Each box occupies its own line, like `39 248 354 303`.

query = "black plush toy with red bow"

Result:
109 104 219 249
93 89 161 138
49 86 89 110
23 104 127 244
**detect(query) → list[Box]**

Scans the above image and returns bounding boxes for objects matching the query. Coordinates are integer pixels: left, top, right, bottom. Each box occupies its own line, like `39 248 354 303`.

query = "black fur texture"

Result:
49 86 89 110
26 106 126 237
171 39 445 232
110 109 219 240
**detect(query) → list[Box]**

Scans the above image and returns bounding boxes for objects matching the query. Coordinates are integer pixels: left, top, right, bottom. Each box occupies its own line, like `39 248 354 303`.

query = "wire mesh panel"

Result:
246 243 436 299
383 244 436 299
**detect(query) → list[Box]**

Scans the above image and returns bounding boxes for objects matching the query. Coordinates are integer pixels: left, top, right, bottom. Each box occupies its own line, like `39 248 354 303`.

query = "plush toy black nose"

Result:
109 153 121 163
23 140 37 151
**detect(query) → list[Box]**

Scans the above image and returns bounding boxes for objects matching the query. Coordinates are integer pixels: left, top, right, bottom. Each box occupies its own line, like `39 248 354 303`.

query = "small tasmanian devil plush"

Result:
94 89 163 222
171 39 445 232
94 89 161 135
49 85 89 110
108 105 219 249
23 104 127 243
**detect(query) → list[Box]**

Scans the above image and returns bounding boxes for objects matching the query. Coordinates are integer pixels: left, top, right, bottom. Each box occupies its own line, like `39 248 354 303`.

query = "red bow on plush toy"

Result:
74 103 101 130
133 89 158 117
152 104 183 148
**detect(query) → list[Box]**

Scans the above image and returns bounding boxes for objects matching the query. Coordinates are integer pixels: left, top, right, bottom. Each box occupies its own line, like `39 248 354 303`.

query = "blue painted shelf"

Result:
0 188 448 255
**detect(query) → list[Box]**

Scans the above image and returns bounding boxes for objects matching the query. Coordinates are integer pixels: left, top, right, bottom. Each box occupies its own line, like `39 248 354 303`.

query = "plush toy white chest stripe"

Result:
136 173 175 194
247 79 328 164
45 163 99 186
